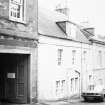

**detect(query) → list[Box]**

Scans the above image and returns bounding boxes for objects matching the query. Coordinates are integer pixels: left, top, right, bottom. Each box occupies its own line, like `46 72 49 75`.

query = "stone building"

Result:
0 0 105 104
0 0 38 105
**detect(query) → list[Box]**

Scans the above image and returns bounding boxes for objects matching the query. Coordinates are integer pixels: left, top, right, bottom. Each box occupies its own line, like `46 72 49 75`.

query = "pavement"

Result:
35 98 82 105
35 94 83 105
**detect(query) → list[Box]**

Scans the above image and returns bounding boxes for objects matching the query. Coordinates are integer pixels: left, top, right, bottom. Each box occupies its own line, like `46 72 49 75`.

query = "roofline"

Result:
56 20 78 27
89 38 105 45
80 29 94 39
56 22 67 34
56 21 95 37
83 29 94 36
38 32 72 40
38 32 92 45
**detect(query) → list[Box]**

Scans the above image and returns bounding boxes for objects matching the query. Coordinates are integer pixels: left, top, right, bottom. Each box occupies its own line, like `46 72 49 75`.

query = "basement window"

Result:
9 0 26 23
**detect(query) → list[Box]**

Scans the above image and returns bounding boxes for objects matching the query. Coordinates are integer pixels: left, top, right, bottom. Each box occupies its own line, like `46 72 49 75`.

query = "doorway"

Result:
0 53 30 104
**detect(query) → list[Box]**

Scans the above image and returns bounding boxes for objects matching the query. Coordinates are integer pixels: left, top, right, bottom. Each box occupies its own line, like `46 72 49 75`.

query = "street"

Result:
37 99 105 105
68 101 105 105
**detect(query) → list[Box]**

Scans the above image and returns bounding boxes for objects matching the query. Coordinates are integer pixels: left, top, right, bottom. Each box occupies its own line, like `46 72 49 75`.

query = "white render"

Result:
37 8 105 101
92 43 105 86
38 35 94 100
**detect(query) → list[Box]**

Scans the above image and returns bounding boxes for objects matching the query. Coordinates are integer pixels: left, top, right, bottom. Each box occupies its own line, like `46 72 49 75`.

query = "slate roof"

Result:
80 29 93 39
38 7 105 44
90 35 105 44
38 7 68 39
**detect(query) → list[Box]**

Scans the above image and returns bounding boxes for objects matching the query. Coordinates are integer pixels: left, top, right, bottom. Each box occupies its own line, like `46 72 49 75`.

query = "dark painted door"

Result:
0 54 28 103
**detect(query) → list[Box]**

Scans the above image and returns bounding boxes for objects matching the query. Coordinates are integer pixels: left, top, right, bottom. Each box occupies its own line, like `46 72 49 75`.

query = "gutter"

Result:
89 38 105 45
38 33 92 45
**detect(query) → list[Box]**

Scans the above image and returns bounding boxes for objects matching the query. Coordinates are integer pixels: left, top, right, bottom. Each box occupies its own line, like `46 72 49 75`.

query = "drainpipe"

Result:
80 42 83 99
75 70 80 98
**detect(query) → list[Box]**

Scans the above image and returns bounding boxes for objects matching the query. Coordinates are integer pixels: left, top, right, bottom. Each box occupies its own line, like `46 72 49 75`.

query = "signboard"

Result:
7 73 16 78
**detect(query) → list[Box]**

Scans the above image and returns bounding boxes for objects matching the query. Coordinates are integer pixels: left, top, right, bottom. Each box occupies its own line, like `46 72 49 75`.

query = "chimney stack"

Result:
55 4 69 16
80 20 95 35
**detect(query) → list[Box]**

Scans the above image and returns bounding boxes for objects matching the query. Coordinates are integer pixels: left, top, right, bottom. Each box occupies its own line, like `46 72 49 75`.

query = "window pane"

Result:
9 0 24 22
72 50 76 64
58 49 63 65
56 81 60 95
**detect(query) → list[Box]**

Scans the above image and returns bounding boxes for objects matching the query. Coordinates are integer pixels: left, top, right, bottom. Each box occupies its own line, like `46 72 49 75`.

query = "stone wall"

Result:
0 0 38 39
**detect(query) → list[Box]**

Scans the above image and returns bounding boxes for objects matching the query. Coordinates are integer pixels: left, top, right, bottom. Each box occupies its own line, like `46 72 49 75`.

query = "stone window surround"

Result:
9 0 26 23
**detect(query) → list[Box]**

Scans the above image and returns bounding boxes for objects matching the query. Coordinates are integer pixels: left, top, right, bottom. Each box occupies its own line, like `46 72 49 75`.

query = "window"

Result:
98 79 103 85
56 81 60 95
72 50 76 64
61 80 65 93
88 85 94 91
104 51 105 65
75 77 78 91
9 0 25 22
98 50 102 66
89 75 92 82
71 78 74 91
83 51 87 64
58 49 63 65
70 77 79 93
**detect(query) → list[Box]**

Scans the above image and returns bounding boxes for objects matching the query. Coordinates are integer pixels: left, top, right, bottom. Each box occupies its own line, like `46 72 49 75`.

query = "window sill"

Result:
9 17 27 25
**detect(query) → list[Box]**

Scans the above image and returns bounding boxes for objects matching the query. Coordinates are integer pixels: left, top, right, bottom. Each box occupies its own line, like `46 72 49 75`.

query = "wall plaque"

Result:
7 73 15 78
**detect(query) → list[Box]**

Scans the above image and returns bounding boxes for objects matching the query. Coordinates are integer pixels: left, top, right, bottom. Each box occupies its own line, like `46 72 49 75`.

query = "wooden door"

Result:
5 55 28 103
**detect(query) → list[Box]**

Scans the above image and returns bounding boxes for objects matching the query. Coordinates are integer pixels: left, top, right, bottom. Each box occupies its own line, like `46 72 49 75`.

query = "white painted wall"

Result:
38 35 93 100
92 43 105 86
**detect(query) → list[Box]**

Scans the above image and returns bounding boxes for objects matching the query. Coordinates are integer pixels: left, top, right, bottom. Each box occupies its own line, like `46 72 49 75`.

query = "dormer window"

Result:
9 0 25 23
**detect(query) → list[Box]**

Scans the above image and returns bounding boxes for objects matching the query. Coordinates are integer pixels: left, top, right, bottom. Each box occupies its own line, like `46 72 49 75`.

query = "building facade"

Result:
91 38 105 86
0 0 38 105
0 0 105 104
37 8 92 101
37 8 105 102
